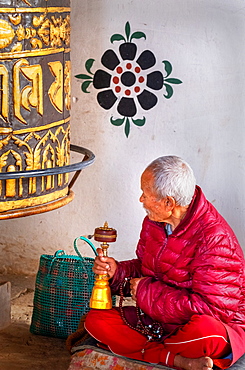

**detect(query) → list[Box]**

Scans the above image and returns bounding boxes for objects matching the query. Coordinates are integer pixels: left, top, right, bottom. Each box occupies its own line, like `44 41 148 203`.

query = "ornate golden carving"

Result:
9 14 22 26
48 61 63 112
37 19 50 46
6 162 23 198
37 15 70 49
6 165 16 197
13 59 43 124
11 43 23 52
13 59 28 124
30 38 43 49
21 0 32 6
16 25 25 42
21 64 43 115
0 135 10 150
0 12 70 53
0 149 23 198
33 14 47 28
16 24 36 42
0 64 9 123
0 123 70 199
64 60 71 111
0 19 15 49
26 27 37 39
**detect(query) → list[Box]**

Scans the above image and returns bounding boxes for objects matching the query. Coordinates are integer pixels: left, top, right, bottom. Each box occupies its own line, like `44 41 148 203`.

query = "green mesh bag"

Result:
30 236 98 339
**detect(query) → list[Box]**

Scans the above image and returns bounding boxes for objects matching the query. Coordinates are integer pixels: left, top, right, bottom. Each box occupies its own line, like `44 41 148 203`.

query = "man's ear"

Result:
165 196 175 210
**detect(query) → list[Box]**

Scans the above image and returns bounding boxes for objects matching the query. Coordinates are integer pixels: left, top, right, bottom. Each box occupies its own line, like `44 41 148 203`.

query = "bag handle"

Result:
73 237 97 285
54 250 66 257
47 239 97 278
73 236 98 262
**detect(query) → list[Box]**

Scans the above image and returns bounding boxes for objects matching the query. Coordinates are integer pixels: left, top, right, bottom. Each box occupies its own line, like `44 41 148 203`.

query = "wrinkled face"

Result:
139 170 171 222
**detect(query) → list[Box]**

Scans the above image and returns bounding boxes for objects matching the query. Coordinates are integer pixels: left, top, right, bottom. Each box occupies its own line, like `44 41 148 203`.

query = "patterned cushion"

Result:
69 337 245 370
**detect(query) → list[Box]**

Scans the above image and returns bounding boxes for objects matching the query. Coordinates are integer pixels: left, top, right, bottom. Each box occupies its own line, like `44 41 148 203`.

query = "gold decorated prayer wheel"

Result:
90 222 117 309
0 0 79 218
94 222 117 243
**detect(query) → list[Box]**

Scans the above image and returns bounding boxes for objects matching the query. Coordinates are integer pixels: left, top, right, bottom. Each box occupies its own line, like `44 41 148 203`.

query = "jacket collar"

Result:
146 186 209 236
171 185 208 236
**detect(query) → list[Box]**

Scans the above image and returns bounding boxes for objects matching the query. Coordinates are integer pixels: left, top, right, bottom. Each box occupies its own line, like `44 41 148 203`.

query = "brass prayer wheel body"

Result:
94 223 117 243
0 0 71 215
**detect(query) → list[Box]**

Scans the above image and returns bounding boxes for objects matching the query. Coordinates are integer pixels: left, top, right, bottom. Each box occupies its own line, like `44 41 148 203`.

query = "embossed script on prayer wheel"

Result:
0 0 91 218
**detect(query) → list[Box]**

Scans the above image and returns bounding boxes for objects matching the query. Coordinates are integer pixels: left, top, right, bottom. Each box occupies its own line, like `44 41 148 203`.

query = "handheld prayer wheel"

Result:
0 0 94 219
90 222 117 309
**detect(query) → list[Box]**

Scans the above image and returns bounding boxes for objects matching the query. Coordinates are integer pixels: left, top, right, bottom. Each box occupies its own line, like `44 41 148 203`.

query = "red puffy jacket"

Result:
111 186 245 363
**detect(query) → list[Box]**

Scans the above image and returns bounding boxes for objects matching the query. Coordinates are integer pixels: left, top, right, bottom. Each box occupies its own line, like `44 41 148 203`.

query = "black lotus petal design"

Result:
97 90 117 110
117 97 137 117
137 89 158 110
147 71 164 90
136 50 156 70
77 22 183 137
93 70 111 89
119 42 137 60
101 49 120 70
92 48 163 118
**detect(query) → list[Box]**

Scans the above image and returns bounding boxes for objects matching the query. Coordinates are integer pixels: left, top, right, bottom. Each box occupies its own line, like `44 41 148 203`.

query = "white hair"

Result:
146 156 196 207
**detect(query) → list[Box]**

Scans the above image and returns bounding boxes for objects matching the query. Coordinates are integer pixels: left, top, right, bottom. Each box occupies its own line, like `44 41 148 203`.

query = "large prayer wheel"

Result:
0 1 94 218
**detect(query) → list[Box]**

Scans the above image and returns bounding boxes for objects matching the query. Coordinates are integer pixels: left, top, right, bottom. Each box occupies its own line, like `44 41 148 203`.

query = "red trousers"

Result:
85 308 232 368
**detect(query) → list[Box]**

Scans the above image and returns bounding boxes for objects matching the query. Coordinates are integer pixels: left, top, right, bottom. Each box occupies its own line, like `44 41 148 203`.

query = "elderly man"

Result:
85 156 245 370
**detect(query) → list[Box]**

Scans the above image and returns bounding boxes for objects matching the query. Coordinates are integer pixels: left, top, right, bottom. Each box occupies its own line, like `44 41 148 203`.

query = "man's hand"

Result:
130 277 147 301
92 248 117 279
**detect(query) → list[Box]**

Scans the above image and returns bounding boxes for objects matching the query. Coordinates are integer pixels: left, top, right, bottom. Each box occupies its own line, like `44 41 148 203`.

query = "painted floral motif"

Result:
76 22 182 137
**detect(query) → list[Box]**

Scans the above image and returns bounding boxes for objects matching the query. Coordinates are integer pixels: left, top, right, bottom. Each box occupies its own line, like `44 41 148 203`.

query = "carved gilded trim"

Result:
0 12 70 54
0 186 69 212
0 8 70 14
14 117 70 135
0 123 70 201
0 48 70 60
64 60 71 111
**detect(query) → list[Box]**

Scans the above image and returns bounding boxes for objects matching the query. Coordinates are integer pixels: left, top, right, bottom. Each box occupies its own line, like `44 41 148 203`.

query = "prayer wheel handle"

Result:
90 222 117 310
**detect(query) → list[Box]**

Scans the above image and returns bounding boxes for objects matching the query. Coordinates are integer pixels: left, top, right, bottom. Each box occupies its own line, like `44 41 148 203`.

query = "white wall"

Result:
0 0 245 274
